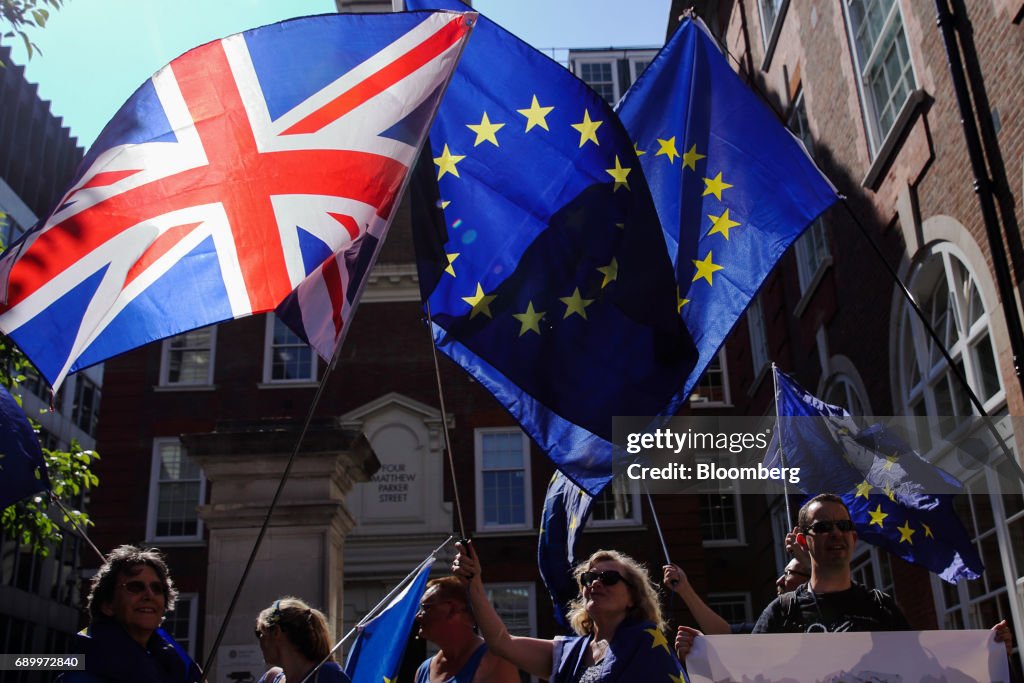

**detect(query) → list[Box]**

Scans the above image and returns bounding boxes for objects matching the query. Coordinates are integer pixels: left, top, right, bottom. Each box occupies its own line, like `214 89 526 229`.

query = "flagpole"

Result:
425 302 467 540
300 536 453 683
771 363 794 530
49 492 105 563
643 485 671 564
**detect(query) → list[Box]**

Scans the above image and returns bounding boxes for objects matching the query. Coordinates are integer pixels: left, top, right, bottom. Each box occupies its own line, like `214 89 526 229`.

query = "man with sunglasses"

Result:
413 576 519 683
751 493 910 634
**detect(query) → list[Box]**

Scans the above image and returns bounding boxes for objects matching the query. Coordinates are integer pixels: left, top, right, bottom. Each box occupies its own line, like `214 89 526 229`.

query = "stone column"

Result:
184 420 378 683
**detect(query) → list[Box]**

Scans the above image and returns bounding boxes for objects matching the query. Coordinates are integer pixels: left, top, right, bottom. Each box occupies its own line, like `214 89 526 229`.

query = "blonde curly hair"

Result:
565 549 665 635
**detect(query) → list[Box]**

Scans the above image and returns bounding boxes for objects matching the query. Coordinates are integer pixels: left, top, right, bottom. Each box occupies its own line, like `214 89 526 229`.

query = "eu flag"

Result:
0 384 49 509
537 471 594 628
344 558 434 683
407 0 693 495
618 18 839 398
765 368 984 583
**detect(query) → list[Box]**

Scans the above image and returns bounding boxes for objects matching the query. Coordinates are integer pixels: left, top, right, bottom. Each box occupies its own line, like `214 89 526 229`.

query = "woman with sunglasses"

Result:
57 545 202 683
451 540 685 682
254 596 350 683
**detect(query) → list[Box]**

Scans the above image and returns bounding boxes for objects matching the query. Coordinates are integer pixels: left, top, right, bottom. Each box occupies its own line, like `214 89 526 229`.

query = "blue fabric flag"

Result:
0 384 49 509
765 368 984 583
618 18 839 400
538 471 594 628
552 619 688 683
407 0 694 495
345 557 435 683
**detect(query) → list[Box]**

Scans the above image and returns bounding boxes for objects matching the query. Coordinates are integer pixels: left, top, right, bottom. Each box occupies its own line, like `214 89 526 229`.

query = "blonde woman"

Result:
452 541 684 682
254 597 349 683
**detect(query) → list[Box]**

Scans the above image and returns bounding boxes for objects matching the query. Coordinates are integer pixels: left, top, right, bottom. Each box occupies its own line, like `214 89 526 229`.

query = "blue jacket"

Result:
56 621 202 683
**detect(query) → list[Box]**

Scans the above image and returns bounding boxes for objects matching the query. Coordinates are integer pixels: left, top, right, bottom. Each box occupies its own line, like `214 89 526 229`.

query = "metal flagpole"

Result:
771 363 794 530
644 485 671 564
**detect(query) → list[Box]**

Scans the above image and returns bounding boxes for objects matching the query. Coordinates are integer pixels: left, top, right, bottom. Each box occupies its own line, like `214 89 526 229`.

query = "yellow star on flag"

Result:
633 142 646 156
605 156 631 191
440 199 451 210
467 111 505 147
517 95 554 132
669 673 687 683
923 522 934 538
615 222 625 230
884 454 899 470
560 287 594 319
707 208 741 240
571 109 603 147
569 514 578 533
434 144 465 180
655 135 679 163
883 485 896 502
869 504 888 528
682 144 706 171
645 627 671 654
855 481 873 499
513 301 545 336
676 287 690 312
597 257 618 288
691 251 723 285
897 520 916 544
462 283 496 319
702 171 733 200
444 252 459 277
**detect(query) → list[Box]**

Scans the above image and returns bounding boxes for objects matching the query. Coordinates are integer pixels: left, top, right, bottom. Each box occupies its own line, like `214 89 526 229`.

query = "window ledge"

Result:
690 401 735 410
472 528 536 538
793 256 833 318
257 381 319 389
862 88 930 190
702 540 748 548
587 521 646 531
747 362 771 399
760 0 791 72
153 384 217 392
145 538 206 548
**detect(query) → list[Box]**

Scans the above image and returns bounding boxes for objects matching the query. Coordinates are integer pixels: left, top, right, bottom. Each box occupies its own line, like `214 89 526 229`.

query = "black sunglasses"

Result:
579 570 632 588
804 519 855 535
120 580 165 595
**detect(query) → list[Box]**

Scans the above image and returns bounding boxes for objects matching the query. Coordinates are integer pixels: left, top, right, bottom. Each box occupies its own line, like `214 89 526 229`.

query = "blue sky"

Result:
10 0 670 149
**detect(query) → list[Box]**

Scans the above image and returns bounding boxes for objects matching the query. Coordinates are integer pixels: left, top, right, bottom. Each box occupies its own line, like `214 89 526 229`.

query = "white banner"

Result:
687 630 1009 683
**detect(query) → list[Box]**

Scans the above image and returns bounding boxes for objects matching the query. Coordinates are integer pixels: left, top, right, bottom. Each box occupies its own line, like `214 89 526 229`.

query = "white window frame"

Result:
707 591 753 625
823 373 869 417
689 349 732 407
486 582 537 637
573 57 621 104
165 592 199 658
588 476 641 528
842 0 918 154
159 327 217 387
697 455 746 547
851 544 895 597
757 0 789 57
748 296 769 375
146 438 206 543
474 428 533 532
629 56 652 84
262 314 318 385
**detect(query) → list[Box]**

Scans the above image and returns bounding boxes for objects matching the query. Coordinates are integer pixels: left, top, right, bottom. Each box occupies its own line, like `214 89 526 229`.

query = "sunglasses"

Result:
804 519 855 535
120 580 165 595
579 570 632 588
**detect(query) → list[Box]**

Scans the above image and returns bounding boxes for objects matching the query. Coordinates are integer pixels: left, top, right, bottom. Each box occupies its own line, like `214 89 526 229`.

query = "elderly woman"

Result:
58 545 202 683
255 596 350 683
452 540 684 682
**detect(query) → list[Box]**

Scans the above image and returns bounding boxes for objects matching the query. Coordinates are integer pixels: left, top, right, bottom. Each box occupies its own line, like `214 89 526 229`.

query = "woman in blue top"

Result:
452 541 684 683
254 597 350 683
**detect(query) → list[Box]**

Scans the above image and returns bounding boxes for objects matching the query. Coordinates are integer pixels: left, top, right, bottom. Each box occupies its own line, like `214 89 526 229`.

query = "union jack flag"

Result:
0 11 474 390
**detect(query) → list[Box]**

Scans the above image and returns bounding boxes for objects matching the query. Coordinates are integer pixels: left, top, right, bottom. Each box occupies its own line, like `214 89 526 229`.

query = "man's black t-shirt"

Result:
752 582 910 634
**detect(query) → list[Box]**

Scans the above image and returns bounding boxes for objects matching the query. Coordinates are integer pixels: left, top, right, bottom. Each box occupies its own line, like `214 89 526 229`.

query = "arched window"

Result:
824 374 868 417
897 244 1003 430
